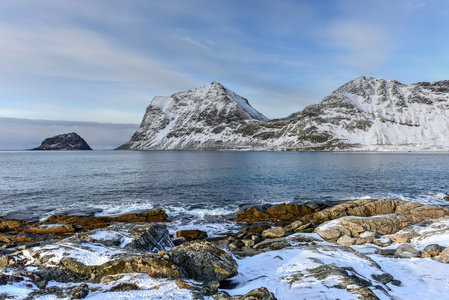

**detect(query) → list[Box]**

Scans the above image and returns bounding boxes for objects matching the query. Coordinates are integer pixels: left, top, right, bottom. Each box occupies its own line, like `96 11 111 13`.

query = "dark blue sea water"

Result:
1 151 449 225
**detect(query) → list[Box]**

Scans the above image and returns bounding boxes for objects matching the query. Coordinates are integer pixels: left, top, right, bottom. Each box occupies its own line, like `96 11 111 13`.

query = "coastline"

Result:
2 198 449 299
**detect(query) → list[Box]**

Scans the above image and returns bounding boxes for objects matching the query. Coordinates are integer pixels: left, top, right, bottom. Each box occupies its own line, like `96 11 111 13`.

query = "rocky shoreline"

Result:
1 198 449 299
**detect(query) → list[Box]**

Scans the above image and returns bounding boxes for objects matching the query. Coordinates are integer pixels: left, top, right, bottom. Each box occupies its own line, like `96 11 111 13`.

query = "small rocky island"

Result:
31 132 92 150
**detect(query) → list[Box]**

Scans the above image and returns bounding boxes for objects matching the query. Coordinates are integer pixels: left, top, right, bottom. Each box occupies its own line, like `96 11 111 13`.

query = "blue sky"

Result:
1 0 449 149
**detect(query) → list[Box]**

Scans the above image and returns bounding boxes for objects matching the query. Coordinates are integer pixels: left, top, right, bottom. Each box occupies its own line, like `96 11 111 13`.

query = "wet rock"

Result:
41 215 108 231
423 244 443 257
261 227 285 238
40 210 169 232
229 239 245 250
0 218 30 230
243 224 271 233
108 210 169 223
394 244 420 258
21 224 75 235
169 241 238 282
229 203 318 223
176 229 208 240
133 224 174 252
172 237 187 246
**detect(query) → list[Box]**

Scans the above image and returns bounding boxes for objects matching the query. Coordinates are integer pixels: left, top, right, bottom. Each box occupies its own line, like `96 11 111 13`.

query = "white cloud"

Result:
0 22 199 89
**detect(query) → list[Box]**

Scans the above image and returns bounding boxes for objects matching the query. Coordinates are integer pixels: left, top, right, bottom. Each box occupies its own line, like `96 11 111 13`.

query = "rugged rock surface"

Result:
231 198 449 225
2 200 449 299
0 210 169 249
117 77 449 151
169 240 238 282
314 200 449 242
31 132 92 150
117 82 269 150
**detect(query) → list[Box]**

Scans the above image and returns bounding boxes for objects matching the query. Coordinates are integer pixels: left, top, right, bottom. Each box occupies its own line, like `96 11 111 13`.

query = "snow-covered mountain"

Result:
117 82 269 150
118 77 449 151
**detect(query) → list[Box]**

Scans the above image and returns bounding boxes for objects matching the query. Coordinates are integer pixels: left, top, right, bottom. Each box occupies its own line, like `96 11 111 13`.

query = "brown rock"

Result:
21 225 76 235
437 246 449 263
176 230 208 240
229 198 449 226
39 210 169 232
423 244 443 257
420 251 431 258
229 203 317 223
261 227 285 238
284 220 303 232
316 214 410 242
243 224 271 233
0 218 30 230
108 210 168 223
388 235 410 244
42 215 108 227
231 287 277 300
336 235 355 246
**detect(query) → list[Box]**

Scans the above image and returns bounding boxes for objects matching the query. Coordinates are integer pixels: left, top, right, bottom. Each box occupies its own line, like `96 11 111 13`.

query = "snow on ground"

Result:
225 231 449 300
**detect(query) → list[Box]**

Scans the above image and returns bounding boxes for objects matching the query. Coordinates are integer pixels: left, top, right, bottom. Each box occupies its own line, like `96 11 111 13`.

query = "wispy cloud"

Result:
324 20 394 72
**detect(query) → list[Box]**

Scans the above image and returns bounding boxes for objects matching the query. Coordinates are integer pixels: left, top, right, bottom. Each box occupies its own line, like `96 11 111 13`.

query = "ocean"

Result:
1 151 449 234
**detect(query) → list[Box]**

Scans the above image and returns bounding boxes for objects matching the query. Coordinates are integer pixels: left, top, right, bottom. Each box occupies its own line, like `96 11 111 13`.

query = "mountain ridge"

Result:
117 77 449 151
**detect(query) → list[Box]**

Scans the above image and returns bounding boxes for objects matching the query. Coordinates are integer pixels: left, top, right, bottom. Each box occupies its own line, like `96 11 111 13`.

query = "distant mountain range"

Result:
117 77 449 151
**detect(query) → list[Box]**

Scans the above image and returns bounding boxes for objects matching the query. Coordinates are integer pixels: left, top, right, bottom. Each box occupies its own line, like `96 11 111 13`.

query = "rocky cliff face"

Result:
116 82 269 150
118 77 449 151
32 132 92 150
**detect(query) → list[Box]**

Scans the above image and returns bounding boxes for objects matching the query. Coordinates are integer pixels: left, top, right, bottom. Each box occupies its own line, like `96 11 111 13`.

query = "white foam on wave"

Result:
343 192 449 206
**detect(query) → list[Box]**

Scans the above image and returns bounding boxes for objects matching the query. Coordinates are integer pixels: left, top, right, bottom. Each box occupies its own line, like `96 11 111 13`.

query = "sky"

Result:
1 0 449 149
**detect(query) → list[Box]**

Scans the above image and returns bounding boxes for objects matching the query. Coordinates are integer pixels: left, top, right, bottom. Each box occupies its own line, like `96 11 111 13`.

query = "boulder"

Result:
231 287 277 300
70 283 89 299
437 246 449 263
169 241 238 282
315 214 410 242
261 227 285 238
423 244 443 257
394 244 420 258
373 237 392 247
359 231 377 243
336 235 355 246
284 220 303 232
133 224 174 252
